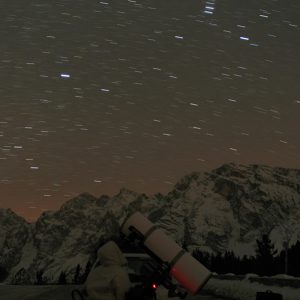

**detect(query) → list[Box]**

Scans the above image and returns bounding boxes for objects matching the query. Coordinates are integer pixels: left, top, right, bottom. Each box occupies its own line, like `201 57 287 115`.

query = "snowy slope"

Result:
204 276 300 300
158 163 300 255
0 209 30 272
1 163 300 283
4 191 165 283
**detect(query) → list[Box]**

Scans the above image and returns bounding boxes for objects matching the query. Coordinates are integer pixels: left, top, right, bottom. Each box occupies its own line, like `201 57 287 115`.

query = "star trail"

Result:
0 0 299 221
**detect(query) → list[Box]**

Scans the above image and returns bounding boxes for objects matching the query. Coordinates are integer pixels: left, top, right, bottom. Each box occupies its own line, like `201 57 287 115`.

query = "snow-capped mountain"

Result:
1 163 300 284
158 163 300 255
0 209 31 272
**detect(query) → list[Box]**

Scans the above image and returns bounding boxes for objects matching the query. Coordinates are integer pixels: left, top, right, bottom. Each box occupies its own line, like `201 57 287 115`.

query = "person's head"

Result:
97 241 128 267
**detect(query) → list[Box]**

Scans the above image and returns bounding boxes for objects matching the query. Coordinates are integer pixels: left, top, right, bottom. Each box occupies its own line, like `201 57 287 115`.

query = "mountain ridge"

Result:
1 163 300 284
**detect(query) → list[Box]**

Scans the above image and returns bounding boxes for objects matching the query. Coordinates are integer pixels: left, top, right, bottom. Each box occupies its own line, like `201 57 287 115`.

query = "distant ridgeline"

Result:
1 163 300 284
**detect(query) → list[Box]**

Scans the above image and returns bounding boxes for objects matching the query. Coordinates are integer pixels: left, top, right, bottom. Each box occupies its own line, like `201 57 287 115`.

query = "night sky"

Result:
0 0 299 222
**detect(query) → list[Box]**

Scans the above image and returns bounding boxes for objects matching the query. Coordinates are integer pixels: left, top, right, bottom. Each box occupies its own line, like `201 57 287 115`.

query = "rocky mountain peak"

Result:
112 187 142 207
0 208 30 272
212 162 251 178
1 164 300 284
0 208 28 225
60 192 98 210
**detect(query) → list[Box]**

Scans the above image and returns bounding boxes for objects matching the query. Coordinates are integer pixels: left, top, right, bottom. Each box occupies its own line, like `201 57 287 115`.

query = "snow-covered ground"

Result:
204 277 300 300
0 285 69 300
0 285 223 300
1 277 299 300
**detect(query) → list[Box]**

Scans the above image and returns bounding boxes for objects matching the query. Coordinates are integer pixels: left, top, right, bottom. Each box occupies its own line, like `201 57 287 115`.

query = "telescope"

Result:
121 212 211 298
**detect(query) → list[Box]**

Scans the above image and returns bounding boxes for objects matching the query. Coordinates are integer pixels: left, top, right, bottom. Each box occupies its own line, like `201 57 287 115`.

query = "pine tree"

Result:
288 240 300 276
73 264 81 284
0 265 8 282
192 249 210 269
58 271 67 284
210 252 223 273
80 261 92 283
35 270 47 285
255 234 277 276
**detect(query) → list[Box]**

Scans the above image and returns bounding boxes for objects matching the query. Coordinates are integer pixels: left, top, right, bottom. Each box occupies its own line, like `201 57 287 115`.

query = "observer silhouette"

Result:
84 241 131 300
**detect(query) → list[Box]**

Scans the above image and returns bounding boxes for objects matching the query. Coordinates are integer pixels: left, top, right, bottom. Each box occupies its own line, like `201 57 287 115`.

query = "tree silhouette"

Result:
35 270 47 285
284 240 300 276
192 249 211 269
210 252 223 273
0 265 8 282
80 261 92 283
255 234 277 275
73 264 81 284
58 271 67 284
192 238 300 276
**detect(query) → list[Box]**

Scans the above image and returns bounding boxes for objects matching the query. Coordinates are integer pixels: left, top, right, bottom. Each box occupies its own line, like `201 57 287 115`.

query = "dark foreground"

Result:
0 285 226 300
